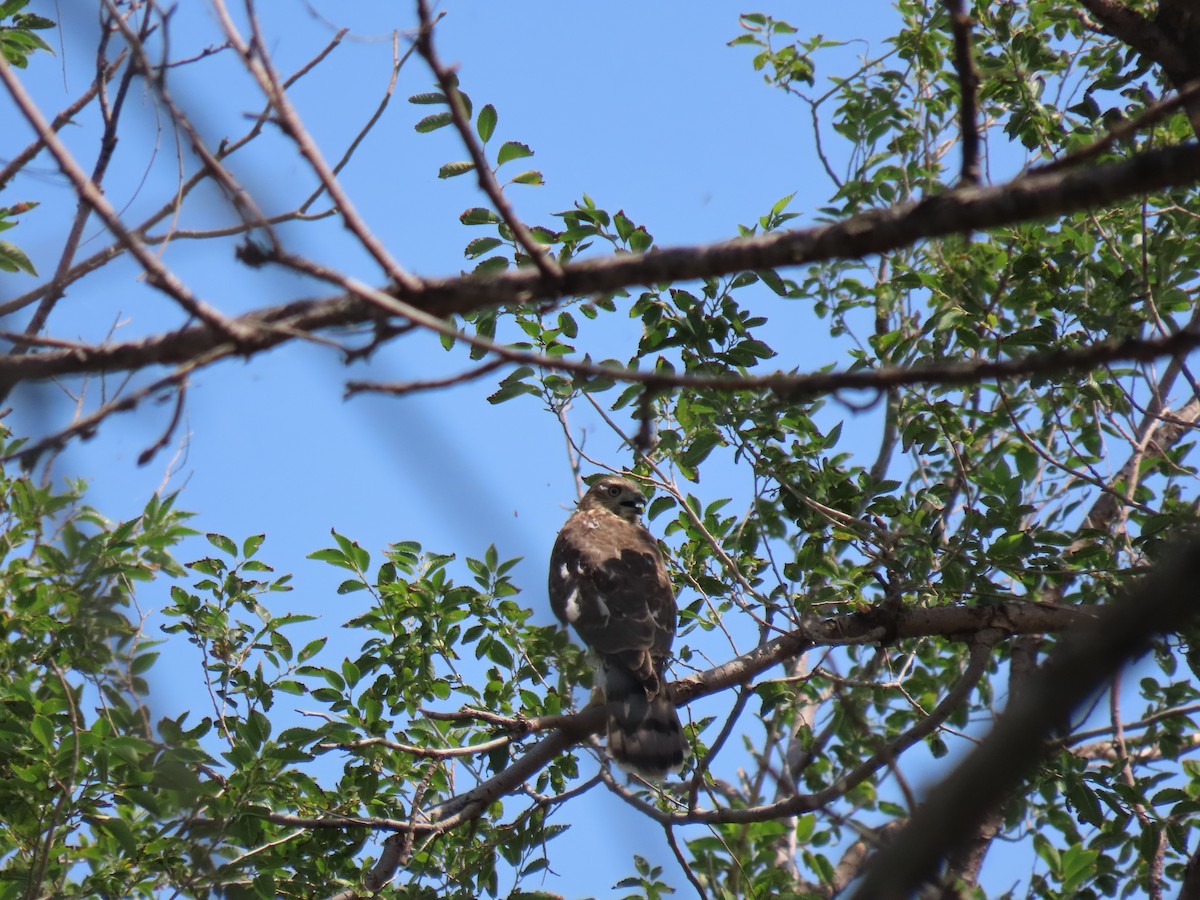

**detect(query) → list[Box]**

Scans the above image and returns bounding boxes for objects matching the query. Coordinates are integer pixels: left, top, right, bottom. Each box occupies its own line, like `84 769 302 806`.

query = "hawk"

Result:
548 475 685 778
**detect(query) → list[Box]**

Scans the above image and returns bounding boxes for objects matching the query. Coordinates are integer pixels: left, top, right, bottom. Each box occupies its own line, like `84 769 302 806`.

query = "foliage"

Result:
4 0 1200 898
0 441 576 897
0 0 53 68
0 0 50 278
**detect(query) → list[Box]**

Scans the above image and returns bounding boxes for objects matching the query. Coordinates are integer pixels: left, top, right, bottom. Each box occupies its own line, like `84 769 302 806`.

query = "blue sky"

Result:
2 2 924 896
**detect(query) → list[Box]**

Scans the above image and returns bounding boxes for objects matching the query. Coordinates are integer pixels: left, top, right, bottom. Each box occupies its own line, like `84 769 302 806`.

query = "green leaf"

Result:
298 637 327 663
408 91 446 105
415 111 453 133
756 268 788 295
474 256 509 274
450 89 472 120
87 815 138 855
464 237 503 259
0 240 36 275
558 311 578 338
19 14 55 30
242 534 265 557
509 170 543 186
488 366 540 404
438 160 475 179
497 141 534 166
307 548 353 570
332 529 369 570
206 532 237 557
31 714 54 750
628 227 653 253
613 210 634 242
131 651 159 675
476 103 497 142
461 207 501 226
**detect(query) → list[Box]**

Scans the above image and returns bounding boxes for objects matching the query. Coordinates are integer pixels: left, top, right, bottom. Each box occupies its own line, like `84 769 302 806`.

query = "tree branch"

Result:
208 0 423 294
852 533 1200 899
943 0 981 186
0 54 255 346
413 0 561 282
228 598 1087 848
4 140 1200 394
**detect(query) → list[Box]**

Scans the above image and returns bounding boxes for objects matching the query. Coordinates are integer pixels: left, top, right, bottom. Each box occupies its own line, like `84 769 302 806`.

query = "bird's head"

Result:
579 476 647 522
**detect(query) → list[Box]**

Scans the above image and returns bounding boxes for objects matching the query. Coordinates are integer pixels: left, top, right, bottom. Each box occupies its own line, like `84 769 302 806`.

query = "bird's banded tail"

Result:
602 659 685 779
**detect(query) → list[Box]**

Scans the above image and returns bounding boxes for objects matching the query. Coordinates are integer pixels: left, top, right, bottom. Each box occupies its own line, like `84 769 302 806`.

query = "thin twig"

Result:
0 48 128 191
136 380 187 466
103 0 275 246
324 733 515 759
687 686 751 812
345 359 504 397
21 4 144 353
300 30 415 213
209 0 423 294
11 348 231 468
0 58 254 345
665 824 710 900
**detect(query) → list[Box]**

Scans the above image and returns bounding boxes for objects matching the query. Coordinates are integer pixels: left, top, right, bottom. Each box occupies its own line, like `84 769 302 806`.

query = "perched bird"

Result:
548 475 685 778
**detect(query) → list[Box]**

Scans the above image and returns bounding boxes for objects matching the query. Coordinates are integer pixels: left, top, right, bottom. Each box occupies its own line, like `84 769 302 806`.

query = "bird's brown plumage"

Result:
548 476 685 778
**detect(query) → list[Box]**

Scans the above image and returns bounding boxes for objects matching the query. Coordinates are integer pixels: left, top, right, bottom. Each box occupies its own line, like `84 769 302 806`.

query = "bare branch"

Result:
102 0 274 243
665 824 710 900
21 6 143 350
345 360 504 397
3 140 1200 401
0 56 255 345
208 0 423 294
12 348 229 468
0 48 128 191
299 30 412 214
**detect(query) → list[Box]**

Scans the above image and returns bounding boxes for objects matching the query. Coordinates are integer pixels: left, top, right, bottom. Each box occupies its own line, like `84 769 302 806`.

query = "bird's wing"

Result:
549 511 675 657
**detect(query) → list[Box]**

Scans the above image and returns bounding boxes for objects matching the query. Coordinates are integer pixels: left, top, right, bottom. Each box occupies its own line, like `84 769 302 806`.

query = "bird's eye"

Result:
607 486 621 497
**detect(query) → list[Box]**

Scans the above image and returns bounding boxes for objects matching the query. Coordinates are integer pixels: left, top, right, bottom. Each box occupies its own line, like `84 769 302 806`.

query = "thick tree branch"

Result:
852 533 1200 899
1183 834 1200 900
238 598 1087 843
4 140 1200 394
941 633 1040 891
943 0 981 185
1036 79 1200 175
399 602 1087 832
1077 0 1185 73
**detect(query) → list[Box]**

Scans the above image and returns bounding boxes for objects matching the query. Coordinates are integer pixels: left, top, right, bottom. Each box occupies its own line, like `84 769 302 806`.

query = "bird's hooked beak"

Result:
621 496 646 516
